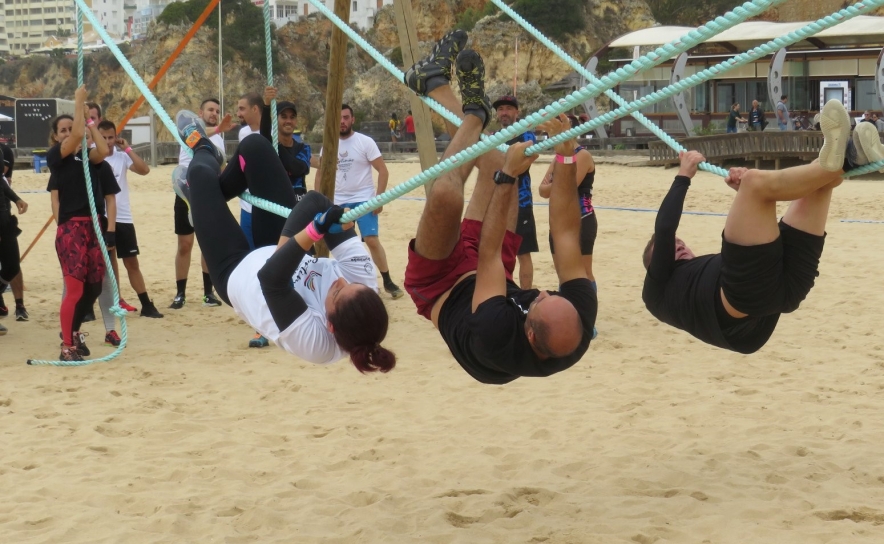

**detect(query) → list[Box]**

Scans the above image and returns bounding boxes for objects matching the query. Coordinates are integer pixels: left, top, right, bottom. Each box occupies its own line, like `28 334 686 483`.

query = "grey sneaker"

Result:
455 49 492 129
176 109 223 165
818 99 851 172
0 322 6 335
172 164 193 227
403 29 468 95
853 122 884 171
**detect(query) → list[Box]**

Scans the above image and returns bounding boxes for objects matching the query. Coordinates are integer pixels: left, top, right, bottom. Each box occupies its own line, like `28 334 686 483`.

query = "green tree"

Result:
644 0 736 25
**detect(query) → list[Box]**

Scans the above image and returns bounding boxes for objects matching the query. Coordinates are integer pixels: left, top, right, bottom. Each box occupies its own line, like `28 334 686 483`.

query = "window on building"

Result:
856 79 877 112
352 1 357 11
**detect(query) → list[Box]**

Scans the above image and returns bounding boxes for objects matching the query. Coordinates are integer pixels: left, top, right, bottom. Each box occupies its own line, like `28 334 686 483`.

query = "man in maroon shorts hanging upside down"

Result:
402 31 597 384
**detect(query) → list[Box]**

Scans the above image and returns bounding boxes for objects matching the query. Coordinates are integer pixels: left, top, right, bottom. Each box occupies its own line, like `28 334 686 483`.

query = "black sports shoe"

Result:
203 293 222 307
455 49 492 129
176 109 223 165
169 294 186 310
15 306 29 321
0 304 7 318
403 29 468 95
60 345 84 362
72 332 90 357
384 282 404 300
82 311 96 323
140 301 164 318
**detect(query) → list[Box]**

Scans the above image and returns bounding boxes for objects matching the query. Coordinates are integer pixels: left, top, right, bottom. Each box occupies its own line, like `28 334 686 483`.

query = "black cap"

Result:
276 101 297 116
492 95 519 109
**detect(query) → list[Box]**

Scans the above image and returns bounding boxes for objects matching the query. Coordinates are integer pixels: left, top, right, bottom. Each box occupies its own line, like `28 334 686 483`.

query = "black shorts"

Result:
516 206 538 255
720 220 825 317
549 211 597 255
115 222 139 259
174 195 194 236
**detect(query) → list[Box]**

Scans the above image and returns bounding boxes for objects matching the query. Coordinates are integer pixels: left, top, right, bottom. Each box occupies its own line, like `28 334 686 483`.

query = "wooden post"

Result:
317 0 351 257
393 0 438 193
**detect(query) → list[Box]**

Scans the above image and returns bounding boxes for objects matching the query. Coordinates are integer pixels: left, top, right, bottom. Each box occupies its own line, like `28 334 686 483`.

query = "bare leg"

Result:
364 236 390 274
10 271 23 300
517 253 534 289
175 234 193 281
123 256 147 294
724 161 842 246
414 113 484 259
427 85 464 137
781 178 841 236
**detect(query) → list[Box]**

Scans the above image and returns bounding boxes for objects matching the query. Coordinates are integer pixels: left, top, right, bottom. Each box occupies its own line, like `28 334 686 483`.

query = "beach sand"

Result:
2 158 884 543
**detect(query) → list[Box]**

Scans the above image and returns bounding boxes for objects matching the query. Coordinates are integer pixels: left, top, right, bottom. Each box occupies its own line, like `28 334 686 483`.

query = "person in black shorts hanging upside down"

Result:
402 33 597 385
642 99 871 353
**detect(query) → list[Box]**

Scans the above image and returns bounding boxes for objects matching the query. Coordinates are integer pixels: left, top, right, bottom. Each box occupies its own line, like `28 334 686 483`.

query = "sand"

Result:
2 158 884 543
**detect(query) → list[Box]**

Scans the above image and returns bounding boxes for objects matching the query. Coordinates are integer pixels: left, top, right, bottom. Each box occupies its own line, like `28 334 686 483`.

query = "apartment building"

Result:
295 0 392 30
4 0 85 55
131 0 174 38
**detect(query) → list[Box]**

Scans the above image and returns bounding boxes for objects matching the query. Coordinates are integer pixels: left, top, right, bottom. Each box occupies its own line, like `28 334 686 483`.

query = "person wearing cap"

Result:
262 87 312 204
494 95 538 289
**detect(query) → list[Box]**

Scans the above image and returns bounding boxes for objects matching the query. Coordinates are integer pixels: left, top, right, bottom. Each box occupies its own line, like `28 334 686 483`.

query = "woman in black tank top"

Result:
539 145 597 285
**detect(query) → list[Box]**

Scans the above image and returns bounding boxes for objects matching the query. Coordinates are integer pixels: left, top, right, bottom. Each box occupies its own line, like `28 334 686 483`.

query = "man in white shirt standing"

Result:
236 91 263 248
97 120 164 333
315 104 403 299
171 98 231 310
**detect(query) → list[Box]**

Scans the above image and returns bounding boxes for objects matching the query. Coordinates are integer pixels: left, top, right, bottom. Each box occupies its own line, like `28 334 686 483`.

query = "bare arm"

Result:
472 141 537 312
105 194 116 232
60 85 87 159
313 158 322 192
543 115 585 285
87 123 109 164
370 156 389 215
118 137 150 175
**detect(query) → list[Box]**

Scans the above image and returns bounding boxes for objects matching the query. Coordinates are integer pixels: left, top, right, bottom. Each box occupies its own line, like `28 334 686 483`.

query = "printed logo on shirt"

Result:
363 262 373 275
303 270 322 291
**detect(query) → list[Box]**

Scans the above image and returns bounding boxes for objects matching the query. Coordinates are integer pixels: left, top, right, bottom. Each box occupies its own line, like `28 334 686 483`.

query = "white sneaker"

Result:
853 122 884 172
818 99 851 172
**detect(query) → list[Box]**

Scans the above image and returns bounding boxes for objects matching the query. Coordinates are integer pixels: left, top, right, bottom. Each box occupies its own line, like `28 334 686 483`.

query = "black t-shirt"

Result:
260 105 311 199
47 144 120 225
0 176 20 229
0 143 13 181
727 109 741 129
642 176 778 353
438 275 597 384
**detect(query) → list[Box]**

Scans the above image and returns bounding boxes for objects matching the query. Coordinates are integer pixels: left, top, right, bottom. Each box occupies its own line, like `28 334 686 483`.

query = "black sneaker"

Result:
15 306 28 321
203 293 222 307
455 49 492 130
176 109 223 165
0 304 7 318
169 294 186 310
384 282 404 300
82 311 96 323
403 29 468 95
140 301 164 318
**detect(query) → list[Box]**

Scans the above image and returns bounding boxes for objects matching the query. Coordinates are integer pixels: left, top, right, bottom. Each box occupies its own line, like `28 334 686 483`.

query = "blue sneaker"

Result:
176 109 223 165
249 333 270 348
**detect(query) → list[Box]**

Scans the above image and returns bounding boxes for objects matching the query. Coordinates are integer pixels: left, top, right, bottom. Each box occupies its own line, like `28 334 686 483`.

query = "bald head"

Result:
526 294 582 358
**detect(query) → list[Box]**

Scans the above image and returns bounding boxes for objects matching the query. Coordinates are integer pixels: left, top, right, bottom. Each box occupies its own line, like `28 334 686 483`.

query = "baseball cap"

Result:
276 101 297 115
492 95 519 109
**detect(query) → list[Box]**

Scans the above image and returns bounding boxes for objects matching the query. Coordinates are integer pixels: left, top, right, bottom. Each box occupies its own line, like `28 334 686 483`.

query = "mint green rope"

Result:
529 0 884 180
263 0 278 151
336 0 788 222
303 0 508 153
28 2 128 366
489 0 751 177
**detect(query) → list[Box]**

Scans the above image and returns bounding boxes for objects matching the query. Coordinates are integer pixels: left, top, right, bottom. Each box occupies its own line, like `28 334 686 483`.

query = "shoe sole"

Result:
16 316 28 322
818 100 851 172
386 289 404 300
854 123 884 170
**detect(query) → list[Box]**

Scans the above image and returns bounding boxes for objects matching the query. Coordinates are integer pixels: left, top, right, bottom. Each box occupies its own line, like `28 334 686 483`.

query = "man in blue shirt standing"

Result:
494 95 538 288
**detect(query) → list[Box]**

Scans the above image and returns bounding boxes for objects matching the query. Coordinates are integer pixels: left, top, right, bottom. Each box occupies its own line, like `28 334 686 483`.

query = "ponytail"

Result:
328 285 397 374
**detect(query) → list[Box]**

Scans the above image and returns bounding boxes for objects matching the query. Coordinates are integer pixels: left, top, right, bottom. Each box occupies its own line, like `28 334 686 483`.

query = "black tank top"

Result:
575 146 594 196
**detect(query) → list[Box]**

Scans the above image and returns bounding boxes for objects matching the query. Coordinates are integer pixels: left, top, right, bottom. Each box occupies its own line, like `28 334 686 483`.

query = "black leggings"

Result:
0 218 21 284
188 136 354 305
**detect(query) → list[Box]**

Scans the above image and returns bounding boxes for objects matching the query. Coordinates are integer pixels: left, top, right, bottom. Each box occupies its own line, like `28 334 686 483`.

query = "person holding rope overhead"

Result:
402 33 597 384
172 110 395 371
47 85 119 362
641 99 874 353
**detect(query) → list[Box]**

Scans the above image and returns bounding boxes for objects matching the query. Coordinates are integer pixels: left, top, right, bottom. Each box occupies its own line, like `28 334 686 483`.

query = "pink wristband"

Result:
305 222 324 242
124 147 132 154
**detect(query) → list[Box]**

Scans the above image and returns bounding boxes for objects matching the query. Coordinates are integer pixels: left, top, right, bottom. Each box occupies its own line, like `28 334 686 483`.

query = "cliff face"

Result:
0 0 657 140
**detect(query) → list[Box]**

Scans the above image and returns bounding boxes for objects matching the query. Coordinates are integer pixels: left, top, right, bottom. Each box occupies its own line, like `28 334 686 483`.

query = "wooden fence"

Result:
648 131 827 169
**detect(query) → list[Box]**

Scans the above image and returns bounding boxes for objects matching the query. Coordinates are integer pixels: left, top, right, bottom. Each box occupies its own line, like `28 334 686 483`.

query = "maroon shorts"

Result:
55 217 106 284
404 218 521 320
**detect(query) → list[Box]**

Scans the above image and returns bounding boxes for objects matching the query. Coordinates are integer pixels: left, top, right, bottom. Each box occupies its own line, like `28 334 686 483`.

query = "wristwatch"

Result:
493 170 517 185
